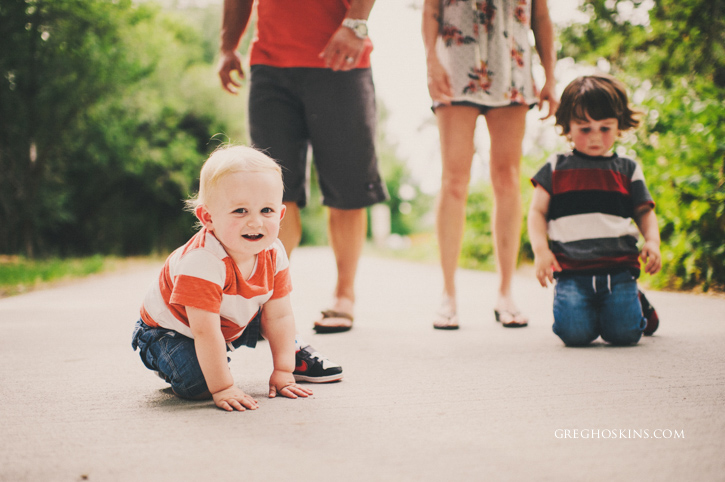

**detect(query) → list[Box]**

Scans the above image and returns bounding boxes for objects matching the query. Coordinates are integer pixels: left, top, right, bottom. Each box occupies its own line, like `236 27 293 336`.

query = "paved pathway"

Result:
1 247 724 481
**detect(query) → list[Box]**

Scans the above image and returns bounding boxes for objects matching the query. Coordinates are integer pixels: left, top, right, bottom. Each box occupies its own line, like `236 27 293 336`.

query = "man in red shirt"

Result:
218 1 387 336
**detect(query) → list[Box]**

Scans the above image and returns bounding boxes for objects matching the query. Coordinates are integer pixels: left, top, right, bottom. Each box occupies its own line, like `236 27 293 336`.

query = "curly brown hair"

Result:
555 73 641 135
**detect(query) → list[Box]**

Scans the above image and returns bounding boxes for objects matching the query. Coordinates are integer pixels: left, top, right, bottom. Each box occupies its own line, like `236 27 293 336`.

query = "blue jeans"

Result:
131 314 260 398
552 271 646 347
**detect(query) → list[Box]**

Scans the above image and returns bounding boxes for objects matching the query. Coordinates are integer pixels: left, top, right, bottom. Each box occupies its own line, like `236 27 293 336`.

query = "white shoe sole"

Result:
293 373 344 383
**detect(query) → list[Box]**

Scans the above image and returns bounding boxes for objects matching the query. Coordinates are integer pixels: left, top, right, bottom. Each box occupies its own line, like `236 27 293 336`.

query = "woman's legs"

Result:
484 104 529 323
434 105 479 315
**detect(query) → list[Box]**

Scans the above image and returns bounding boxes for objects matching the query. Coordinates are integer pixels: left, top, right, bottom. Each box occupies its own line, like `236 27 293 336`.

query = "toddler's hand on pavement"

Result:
269 370 313 399
212 386 259 412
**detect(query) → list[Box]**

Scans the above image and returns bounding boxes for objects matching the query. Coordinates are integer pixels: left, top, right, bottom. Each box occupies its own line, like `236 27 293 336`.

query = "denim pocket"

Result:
132 319 177 371
131 319 144 351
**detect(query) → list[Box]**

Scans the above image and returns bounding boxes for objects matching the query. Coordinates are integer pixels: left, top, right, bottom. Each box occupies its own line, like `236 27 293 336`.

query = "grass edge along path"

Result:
0 255 162 298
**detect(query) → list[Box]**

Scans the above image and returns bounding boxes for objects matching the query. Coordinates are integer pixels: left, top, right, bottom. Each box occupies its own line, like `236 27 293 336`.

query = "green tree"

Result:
0 0 245 256
60 6 246 255
0 0 141 255
560 0 725 89
376 107 433 239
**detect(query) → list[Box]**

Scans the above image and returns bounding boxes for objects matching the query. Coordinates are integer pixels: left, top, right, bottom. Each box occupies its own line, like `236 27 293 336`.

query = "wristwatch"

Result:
342 18 368 39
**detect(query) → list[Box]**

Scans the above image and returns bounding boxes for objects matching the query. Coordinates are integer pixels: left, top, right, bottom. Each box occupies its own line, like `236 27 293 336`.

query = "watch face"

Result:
343 19 368 38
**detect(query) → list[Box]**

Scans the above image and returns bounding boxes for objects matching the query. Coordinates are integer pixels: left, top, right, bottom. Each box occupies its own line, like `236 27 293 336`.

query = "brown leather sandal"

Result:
313 310 354 334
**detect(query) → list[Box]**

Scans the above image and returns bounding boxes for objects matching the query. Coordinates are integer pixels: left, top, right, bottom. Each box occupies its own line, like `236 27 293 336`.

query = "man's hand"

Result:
212 385 259 412
269 370 313 399
217 50 245 94
320 27 365 72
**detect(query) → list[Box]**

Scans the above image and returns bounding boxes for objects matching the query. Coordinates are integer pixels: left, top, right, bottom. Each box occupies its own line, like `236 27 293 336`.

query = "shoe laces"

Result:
301 346 340 369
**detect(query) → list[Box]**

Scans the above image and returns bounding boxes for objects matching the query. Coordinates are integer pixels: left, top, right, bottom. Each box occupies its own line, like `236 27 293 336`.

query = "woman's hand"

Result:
426 55 453 105
538 79 559 120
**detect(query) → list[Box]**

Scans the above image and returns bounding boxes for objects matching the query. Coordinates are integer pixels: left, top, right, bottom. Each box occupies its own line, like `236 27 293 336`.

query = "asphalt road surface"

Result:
1 247 723 481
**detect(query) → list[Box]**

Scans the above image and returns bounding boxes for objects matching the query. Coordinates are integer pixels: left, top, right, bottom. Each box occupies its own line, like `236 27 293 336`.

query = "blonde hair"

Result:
185 145 282 212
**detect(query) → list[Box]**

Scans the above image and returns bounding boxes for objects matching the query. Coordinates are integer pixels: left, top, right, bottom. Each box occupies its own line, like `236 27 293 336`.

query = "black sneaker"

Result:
639 290 659 336
294 345 343 383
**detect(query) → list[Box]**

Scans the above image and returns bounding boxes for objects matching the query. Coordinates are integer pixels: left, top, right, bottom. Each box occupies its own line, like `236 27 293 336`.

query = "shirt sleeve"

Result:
630 162 655 211
169 249 225 313
270 239 292 300
531 155 555 194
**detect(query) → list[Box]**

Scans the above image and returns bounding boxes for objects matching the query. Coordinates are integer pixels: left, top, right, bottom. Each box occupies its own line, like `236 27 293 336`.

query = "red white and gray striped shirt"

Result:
531 150 655 277
140 228 291 343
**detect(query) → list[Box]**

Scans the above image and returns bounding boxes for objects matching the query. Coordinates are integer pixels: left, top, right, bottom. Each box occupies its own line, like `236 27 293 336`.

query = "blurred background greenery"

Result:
0 0 723 293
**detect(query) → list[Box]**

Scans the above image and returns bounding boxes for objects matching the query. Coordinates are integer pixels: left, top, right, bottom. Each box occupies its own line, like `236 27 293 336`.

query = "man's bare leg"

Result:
278 201 302 256
313 207 366 331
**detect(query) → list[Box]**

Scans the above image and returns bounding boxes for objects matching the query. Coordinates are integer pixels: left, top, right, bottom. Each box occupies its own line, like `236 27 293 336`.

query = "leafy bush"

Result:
298 163 329 247
460 182 494 270
634 80 725 291
0 1 246 256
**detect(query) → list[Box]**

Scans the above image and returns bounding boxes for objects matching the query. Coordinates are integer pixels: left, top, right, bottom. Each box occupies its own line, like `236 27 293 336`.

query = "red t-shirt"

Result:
250 0 373 68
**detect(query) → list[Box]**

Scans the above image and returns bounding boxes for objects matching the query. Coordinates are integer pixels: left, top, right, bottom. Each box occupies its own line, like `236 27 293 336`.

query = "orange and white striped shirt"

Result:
140 228 291 345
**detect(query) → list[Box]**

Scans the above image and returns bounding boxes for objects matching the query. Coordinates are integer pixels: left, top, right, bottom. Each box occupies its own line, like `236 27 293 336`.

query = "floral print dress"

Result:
436 0 538 108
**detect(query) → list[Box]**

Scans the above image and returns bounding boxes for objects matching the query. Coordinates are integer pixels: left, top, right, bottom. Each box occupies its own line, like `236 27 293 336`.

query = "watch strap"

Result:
342 18 368 39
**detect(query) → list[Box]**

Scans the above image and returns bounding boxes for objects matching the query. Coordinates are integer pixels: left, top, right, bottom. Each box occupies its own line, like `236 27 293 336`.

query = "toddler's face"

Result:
569 114 620 157
201 170 285 265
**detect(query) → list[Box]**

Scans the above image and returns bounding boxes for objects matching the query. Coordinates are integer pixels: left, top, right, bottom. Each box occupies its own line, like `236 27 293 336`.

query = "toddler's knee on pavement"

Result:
553 323 598 347
601 329 643 346
600 316 646 346
168 375 210 400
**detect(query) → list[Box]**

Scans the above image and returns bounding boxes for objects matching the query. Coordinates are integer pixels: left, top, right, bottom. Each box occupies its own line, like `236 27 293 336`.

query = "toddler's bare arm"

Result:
187 306 259 412
261 296 313 399
528 186 561 287
635 207 662 275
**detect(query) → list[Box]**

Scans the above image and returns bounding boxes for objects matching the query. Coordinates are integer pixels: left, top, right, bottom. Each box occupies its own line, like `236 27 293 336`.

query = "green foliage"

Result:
298 163 329 247
376 121 433 238
1 0 137 255
460 182 494 270
559 0 725 291
560 0 725 89
0 0 246 256
634 79 725 291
